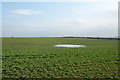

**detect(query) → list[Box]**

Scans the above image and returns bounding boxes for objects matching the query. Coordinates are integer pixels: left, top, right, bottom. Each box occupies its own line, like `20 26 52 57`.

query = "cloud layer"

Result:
12 9 40 15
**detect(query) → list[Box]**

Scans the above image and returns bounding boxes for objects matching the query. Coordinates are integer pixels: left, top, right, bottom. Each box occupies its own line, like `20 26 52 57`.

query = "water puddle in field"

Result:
54 45 86 48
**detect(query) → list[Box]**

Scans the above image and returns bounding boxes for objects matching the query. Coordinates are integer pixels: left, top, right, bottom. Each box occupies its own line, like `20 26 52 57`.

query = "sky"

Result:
2 1 118 37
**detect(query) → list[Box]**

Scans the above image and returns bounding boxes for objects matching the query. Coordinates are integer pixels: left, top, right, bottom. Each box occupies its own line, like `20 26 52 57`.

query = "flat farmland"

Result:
2 38 119 78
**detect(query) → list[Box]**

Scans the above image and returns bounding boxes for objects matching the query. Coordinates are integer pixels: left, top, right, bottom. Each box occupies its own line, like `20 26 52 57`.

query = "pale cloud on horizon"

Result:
11 9 41 15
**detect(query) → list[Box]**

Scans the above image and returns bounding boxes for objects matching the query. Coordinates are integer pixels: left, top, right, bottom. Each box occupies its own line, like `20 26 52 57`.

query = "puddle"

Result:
54 45 86 48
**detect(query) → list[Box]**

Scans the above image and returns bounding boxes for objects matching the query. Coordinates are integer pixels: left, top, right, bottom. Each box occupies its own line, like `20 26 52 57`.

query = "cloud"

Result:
12 9 40 15
3 16 117 37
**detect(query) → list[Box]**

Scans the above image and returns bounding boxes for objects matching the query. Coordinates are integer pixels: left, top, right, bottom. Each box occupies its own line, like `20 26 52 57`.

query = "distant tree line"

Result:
62 36 120 40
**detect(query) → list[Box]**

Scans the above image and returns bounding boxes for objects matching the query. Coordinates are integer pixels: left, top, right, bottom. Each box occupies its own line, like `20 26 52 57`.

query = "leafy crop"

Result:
2 38 118 78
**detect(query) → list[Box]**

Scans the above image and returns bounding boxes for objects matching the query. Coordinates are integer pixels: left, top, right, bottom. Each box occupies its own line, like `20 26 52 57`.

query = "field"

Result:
2 38 118 78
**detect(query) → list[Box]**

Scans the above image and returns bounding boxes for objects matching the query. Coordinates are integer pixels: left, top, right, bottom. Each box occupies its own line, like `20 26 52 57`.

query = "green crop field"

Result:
2 38 119 78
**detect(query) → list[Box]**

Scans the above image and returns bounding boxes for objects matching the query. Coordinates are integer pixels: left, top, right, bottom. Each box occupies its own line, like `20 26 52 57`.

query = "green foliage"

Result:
2 38 118 78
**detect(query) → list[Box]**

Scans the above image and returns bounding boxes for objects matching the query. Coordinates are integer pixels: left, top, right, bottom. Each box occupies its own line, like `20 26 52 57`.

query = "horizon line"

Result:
0 36 119 38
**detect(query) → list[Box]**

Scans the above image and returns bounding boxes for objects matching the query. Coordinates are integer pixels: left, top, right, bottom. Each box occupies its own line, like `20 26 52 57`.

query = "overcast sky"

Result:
2 1 118 37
